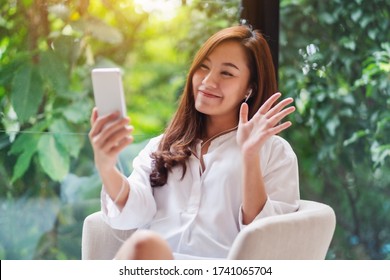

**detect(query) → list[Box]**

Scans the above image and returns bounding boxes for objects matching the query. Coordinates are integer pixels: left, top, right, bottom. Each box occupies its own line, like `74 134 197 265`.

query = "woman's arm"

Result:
237 92 295 224
240 150 267 225
88 108 134 209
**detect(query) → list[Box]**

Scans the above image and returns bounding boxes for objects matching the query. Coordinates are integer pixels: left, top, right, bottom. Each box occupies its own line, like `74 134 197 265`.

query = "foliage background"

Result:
0 0 389 259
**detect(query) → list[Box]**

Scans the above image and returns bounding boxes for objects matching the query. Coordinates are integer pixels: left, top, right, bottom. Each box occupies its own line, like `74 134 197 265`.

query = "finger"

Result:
109 136 134 155
104 131 133 154
101 117 130 142
88 108 99 140
239 102 249 124
90 111 121 138
267 97 294 116
105 125 134 151
269 106 296 125
258 92 282 115
267 121 293 136
90 107 98 125
96 118 131 150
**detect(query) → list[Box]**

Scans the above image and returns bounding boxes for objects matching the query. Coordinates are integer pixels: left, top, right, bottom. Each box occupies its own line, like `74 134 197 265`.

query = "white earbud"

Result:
244 89 253 103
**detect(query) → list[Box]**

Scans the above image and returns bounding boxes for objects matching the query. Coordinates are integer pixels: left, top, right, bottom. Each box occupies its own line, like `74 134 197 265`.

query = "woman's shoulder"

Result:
268 135 293 146
142 134 163 151
131 134 163 164
259 136 298 172
148 134 164 144
264 135 296 157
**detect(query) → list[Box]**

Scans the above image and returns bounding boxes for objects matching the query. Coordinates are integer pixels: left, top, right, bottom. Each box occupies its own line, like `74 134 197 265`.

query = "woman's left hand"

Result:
237 92 295 157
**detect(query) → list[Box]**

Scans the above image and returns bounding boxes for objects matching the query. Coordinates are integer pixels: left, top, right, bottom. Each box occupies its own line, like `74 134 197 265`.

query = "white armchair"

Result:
81 199 336 260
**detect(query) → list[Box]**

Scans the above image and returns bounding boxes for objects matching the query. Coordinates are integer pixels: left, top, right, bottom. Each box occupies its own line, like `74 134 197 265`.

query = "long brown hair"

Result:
150 25 277 187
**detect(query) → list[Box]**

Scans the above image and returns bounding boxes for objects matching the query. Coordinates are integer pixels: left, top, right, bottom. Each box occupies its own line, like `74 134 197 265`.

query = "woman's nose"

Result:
202 71 218 88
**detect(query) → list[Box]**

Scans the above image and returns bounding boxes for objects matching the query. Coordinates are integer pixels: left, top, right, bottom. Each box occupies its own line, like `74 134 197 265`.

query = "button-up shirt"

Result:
101 130 300 259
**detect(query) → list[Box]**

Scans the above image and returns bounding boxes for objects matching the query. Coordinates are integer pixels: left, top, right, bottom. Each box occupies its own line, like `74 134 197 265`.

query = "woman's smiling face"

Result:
192 40 251 124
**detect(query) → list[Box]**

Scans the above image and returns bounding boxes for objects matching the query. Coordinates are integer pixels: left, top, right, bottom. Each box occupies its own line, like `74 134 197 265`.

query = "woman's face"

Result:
192 40 251 124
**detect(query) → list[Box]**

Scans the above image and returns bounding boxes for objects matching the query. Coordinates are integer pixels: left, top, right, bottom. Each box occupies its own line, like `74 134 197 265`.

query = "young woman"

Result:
88 25 300 260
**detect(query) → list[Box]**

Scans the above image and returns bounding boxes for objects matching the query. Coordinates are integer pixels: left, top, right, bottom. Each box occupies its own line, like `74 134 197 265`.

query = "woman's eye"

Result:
221 71 233 77
200 64 209 70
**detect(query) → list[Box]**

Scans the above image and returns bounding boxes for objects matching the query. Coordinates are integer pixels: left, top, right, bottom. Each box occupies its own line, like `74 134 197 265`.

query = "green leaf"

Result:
9 133 36 155
375 116 390 136
11 64 44 123
9 134 39 182
50 35 81 68
11 142 37 183
50 119 84 158
325 116 340 137
351 9 362 22
340 37 356 51
9 121 48 155
37 134 70 181
0 60 25 85
39 51 69 97
371 142 390 167
343 129 370 147
379 62 390 72
62 100 92 124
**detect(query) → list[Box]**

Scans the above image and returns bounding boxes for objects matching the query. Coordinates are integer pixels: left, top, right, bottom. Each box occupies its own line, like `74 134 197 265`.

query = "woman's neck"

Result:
203 116 238 141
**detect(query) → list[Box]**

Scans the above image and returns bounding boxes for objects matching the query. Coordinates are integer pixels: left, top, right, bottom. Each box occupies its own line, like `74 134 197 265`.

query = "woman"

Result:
88 25 300 260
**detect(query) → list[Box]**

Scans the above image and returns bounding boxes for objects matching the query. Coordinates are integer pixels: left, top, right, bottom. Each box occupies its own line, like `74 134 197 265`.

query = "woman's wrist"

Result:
241 147 261 163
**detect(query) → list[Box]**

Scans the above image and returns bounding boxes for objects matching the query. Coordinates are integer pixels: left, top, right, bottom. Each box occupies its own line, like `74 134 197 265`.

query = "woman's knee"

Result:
115 230 173 260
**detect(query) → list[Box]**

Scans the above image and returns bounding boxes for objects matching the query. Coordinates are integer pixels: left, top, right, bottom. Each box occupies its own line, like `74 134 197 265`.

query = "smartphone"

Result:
91 68 127 118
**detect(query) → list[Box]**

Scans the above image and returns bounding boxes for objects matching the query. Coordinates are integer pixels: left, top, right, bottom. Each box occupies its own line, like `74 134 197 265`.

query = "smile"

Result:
198 90 221 98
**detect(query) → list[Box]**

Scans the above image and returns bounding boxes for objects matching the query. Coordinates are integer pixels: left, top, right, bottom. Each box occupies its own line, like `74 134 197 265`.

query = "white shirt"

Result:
101 130 300 259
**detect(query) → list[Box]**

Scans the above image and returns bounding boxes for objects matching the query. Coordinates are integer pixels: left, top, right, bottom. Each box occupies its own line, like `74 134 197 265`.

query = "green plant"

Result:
0 0 240 259
280 0 390 259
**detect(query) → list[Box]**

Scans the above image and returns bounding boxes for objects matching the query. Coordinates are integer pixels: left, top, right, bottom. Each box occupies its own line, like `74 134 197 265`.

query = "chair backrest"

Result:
227 200 336 259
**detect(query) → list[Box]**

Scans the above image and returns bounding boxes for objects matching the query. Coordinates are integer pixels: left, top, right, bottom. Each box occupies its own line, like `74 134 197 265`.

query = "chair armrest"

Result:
81 211 135 260
227 200 336 260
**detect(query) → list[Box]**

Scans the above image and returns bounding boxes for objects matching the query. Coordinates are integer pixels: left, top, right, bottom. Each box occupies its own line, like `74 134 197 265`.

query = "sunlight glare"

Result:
134 0 182 20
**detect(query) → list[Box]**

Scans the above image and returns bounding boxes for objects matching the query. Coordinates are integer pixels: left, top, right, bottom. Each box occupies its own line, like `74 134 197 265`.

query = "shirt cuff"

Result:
238 197 277 230
100 180 156 230
238 197 300 230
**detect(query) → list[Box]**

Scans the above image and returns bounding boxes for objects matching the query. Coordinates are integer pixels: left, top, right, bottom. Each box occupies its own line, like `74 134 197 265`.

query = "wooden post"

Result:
240 0 279 81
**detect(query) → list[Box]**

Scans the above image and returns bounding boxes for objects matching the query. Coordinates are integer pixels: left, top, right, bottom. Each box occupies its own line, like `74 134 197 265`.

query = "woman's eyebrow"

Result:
222 62 240 70
203 58 240 70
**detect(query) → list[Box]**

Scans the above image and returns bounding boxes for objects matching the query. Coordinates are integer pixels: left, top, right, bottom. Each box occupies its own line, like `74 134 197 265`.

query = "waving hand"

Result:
237 92 295 157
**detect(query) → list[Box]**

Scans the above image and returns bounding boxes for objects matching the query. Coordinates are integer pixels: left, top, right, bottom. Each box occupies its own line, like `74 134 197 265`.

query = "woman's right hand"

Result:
88 108 134 173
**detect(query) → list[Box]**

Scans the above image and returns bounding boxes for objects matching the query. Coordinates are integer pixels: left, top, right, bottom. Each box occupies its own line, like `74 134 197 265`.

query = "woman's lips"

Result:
199 90 220 98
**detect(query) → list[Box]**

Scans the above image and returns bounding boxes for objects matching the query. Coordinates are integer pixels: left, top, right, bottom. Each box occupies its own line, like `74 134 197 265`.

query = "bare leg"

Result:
115 230 174 260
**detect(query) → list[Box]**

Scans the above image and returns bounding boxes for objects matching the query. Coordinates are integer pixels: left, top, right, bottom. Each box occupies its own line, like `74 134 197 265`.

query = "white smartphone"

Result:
91 68 127 118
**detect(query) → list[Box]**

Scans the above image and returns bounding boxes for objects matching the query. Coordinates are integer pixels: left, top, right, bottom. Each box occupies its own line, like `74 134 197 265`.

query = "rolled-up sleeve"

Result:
239 136 300 229
100 137 161 230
